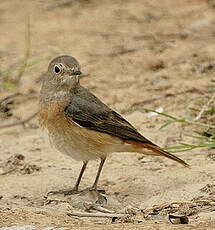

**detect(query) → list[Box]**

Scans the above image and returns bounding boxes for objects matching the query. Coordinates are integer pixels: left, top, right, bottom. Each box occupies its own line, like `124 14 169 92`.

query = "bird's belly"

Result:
44 116 123 161
49 129 109 161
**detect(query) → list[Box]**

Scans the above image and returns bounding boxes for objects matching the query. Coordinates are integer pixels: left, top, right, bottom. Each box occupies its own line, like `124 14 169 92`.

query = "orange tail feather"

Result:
125 140 189 167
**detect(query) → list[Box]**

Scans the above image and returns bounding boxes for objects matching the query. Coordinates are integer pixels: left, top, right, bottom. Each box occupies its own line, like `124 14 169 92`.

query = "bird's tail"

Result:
124 140 189 167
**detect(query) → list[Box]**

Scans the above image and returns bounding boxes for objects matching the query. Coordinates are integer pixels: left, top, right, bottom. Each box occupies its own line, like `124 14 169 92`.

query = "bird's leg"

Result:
89 158 106 191
47 161 88 196
73 161 88 191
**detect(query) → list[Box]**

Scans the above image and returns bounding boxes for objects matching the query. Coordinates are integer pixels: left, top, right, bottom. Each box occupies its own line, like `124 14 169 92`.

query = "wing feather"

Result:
64 86 153 145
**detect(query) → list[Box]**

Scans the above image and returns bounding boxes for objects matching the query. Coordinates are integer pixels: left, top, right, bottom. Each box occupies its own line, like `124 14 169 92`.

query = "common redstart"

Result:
39 55 188 195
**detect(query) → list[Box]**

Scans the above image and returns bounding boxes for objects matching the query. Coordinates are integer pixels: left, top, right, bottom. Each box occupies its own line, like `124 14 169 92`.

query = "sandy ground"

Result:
0 0 215 229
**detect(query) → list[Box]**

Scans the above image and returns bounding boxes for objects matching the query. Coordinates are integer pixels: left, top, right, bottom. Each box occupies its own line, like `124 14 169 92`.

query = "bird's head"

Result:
40 55 83 104
47 55 82 89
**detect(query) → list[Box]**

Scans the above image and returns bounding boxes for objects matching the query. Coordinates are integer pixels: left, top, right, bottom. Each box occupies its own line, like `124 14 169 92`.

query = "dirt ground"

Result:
0 0 215 229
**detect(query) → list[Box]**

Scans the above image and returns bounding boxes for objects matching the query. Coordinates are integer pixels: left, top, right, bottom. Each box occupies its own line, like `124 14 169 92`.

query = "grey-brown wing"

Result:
64 86 154 145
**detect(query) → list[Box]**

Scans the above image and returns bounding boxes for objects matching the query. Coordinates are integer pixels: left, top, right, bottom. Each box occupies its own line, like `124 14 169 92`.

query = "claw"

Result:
47 188 81 196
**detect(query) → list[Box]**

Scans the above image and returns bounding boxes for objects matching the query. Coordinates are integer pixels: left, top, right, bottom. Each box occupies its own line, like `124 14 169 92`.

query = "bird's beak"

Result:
66 69 89 79
79 73 89 79
73 70 82 75
72 70 89 79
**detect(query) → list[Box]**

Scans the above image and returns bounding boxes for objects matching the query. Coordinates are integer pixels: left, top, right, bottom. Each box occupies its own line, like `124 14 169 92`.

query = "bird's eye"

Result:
53 64 62 74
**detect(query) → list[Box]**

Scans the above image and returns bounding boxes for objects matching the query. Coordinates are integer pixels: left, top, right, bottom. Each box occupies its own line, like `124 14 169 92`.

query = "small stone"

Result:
169 214 189 224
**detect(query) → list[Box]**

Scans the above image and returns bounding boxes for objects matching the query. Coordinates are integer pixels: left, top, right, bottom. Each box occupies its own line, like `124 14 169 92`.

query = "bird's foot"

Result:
47 186 106 197
87 186 106 194
47 188 81 196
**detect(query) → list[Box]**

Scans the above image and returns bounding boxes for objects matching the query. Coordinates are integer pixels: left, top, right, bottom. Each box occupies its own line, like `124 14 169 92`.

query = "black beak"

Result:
73 70 82 75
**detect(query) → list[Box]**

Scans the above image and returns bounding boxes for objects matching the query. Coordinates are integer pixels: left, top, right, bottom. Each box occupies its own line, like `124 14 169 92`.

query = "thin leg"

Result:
91 158 106 190
73 161 88 190
47 161 88 196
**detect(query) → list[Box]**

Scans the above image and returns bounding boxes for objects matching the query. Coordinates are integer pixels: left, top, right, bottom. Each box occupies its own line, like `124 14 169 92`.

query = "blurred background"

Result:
0 0 215 229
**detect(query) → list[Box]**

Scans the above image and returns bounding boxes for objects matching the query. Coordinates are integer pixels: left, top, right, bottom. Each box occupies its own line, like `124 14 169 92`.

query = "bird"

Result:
39 55 189 195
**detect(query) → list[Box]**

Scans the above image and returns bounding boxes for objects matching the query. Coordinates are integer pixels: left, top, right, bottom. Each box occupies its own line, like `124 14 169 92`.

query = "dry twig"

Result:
67 212 127 218
0 112 37 129
194 93 215 121
0 93 21 104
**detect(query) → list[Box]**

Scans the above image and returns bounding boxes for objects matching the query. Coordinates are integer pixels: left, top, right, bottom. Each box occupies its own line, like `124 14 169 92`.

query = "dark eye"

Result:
53 64 62 74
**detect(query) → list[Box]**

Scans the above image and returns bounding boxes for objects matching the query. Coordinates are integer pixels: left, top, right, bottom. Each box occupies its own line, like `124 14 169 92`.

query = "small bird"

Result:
39 55 189 195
